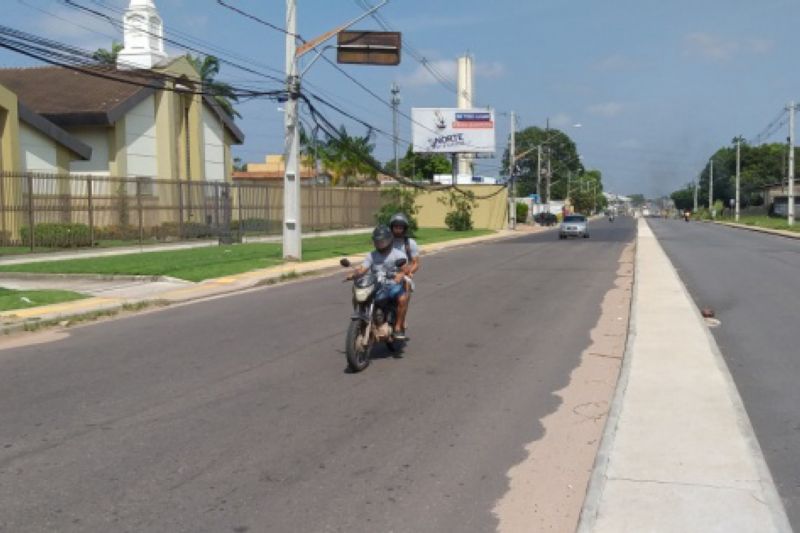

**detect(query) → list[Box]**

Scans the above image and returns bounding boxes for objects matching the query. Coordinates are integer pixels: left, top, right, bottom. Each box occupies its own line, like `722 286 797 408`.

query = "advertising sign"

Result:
412 108 496 154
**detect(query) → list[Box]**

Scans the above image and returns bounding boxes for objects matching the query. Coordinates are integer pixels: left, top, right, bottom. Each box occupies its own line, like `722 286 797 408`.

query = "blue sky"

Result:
3 0 800 196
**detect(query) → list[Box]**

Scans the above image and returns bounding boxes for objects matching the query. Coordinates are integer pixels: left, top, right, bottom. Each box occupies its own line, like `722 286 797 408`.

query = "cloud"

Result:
592 54 637 72
683 33 774 62
404 59 505 88
587 102 626 118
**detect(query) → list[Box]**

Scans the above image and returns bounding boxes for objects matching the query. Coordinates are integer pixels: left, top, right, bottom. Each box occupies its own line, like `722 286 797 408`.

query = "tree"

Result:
501 127 582 199
186 54 241 119
571 169 605 213
319 126 380 186
93 41 123 65
393 145 452 181
628 194 646 207
670 185 695 212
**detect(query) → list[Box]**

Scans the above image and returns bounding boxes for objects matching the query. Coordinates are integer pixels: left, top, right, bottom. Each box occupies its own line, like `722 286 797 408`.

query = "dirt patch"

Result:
493 240 635 532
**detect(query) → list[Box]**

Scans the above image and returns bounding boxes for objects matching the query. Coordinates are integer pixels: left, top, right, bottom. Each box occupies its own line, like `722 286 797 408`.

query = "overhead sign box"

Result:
337 31 401 66
412 108 496 154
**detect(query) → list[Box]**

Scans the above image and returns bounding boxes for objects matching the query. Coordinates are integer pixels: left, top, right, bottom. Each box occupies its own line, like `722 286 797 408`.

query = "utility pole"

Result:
536 144 542 201
789 101 796 226
283 0 301 260
509 111 516 229
693 177 699 213
709 158 714 218
545 118 551 207
391 83 400 178
735 136 741 222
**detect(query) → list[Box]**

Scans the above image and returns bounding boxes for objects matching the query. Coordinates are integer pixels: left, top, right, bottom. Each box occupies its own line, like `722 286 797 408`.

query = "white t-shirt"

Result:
393 237 419 259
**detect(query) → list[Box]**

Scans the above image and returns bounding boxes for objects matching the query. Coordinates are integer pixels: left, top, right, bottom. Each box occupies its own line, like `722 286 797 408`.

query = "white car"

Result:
559 214 590 239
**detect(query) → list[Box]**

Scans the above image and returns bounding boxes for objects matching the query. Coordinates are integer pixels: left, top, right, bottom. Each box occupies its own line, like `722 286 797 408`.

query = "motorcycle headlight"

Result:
354 285 373 302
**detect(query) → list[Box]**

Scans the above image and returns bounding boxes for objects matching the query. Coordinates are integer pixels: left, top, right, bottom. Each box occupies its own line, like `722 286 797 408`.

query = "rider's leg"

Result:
395 292 409 334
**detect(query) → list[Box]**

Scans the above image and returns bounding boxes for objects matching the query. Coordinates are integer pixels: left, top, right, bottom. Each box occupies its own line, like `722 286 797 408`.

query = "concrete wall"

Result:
125 94 158 177
69 127 111 175
415 185 508 230
19 123 59 173
202 105 225 181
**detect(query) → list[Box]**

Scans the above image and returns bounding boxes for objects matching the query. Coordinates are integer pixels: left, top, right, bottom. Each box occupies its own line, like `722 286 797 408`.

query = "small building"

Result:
232 155 316 184
759 179 800 215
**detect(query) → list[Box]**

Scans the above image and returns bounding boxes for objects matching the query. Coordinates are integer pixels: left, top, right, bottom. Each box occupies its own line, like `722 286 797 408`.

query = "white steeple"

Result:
117 0 167 70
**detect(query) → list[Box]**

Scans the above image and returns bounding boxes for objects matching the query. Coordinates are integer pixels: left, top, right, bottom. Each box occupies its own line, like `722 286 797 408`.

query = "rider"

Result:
347 225 409 327
388 213 420 340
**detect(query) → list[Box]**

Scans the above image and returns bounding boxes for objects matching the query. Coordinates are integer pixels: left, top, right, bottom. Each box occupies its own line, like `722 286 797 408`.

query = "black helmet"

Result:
372 225 393 253
389 212 409 232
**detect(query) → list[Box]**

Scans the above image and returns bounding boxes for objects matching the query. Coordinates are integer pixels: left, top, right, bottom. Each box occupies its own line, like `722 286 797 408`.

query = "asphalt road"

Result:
0 218 635 533
648 218 800 528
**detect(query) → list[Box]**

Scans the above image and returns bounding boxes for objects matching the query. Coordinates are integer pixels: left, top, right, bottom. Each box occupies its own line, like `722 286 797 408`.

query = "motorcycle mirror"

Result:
395 258 407 268
340 258 351 267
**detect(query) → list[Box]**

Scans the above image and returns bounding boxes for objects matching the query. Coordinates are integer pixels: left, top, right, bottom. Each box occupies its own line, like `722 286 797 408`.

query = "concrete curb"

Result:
707 220 800 240
0 272 190 283
1 226 547 334
576 225 639 532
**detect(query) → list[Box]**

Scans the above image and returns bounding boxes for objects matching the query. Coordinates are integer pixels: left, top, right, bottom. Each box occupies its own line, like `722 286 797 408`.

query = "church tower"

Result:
117 0 167 70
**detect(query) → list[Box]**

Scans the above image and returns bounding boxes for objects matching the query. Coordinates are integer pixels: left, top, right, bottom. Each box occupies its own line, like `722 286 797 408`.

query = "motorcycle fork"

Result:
361 302 375 348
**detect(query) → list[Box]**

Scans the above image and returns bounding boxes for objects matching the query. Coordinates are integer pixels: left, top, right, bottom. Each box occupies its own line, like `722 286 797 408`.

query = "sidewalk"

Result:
0 224 546 333
578 219 792 532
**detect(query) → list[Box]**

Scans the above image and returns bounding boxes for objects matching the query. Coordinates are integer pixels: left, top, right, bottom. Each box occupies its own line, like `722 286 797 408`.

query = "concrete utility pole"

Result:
283 0 301 260
391 83 400 178
735 136 741 222
509 111 516 229
693 178 699 212
789 101 795 226
536 144 543 200
709 158 714 218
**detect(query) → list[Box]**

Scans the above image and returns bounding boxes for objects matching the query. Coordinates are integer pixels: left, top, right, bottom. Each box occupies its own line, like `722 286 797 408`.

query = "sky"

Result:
3 0 800 197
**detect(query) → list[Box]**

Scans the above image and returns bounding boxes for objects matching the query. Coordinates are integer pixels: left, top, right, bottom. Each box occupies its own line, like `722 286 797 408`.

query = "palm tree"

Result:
187 54 241 119
322 126 379 186
93 41 123 65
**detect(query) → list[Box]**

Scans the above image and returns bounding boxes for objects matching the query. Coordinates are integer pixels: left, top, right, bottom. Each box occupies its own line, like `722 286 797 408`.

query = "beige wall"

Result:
414 185 508 230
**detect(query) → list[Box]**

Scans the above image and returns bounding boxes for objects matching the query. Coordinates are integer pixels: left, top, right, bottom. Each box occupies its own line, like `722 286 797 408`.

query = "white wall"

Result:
125 94 157 177
202 105 225 182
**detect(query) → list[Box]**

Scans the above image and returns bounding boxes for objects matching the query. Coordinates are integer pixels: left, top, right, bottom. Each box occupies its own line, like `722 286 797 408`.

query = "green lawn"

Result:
0 288 87 312
0 228 493 282
723 215 800 233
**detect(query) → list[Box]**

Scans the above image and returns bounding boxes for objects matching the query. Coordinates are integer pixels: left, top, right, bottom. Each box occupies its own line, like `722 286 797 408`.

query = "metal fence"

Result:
0 172 383 250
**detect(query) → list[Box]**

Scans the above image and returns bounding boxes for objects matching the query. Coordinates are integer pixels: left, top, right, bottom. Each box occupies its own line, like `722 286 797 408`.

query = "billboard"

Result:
411 108 496 154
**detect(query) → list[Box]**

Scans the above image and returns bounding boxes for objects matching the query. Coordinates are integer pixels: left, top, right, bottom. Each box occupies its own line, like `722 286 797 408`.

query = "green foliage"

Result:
92 41 123 65
502 127 582 199
438 190 476 231
20 223 91 248
396 145 453 181
187 54 241 119
670 185 695 211
315 125 380 186
375 187 420 233
515 202 529 223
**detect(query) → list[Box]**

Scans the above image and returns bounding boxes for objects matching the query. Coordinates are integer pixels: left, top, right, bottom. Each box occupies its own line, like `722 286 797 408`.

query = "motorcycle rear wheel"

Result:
346 320 372 372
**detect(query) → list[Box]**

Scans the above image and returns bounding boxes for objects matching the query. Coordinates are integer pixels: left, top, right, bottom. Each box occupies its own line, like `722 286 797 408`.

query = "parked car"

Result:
534 212 559 226
559 214 590 239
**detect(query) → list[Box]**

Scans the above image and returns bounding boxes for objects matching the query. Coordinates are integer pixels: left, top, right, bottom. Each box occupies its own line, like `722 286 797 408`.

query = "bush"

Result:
95 224 141 241
231 218 277 234
516 202 529 223
20 223 92 248
376 187 420 233
438 190 476 231
151 222 215 241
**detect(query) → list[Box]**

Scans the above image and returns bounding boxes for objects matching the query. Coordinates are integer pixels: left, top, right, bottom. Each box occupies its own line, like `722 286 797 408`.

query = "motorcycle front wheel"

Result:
346 320 373 372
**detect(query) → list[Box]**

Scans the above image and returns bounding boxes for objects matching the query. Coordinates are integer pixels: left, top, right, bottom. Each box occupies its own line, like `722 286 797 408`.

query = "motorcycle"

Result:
340 257 408 372
684 213 691 222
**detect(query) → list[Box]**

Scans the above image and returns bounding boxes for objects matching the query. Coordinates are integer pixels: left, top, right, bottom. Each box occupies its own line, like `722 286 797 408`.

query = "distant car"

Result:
559 214 589 239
